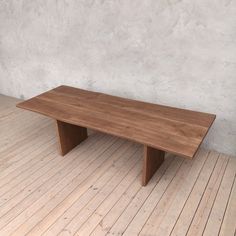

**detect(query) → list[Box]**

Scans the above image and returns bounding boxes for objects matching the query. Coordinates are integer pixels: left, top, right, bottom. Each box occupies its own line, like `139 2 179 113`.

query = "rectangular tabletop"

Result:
17 85 215 158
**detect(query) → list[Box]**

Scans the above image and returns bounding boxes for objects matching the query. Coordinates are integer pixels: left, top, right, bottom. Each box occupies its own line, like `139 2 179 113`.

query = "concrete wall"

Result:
0 0 235 156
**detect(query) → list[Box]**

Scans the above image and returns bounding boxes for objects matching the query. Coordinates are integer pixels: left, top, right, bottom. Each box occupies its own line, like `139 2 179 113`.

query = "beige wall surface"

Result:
0 0 235 156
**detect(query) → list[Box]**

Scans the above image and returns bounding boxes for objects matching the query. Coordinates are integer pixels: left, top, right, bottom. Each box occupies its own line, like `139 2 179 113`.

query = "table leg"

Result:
56 120 88 156
142 145 165 186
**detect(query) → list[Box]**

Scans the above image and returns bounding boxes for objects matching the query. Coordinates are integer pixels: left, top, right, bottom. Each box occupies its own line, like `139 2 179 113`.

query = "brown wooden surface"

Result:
56 120 87 156
2 95 235 235
142 146 165 186
16 85 216 158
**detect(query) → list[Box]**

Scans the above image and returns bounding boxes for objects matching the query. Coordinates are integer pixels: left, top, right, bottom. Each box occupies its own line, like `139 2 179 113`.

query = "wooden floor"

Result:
0 95 235 236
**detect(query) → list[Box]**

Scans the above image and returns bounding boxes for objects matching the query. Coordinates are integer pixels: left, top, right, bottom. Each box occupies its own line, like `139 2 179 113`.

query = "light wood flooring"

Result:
0 95 235 236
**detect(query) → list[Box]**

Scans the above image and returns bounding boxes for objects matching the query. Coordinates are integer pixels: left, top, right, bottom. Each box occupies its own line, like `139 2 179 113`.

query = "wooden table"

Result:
17 85 216 185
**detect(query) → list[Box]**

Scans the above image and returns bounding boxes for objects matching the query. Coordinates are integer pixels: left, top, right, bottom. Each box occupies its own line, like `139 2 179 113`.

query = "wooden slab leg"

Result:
142 145 165 186
56 120 88 156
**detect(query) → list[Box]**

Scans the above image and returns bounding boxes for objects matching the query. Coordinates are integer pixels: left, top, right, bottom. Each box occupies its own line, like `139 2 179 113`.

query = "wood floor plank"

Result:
0 120 51 155
0 96 235 236
0 112 49 143
0 112 46 135
0 135 56 173
0 121 51 153
0 106 22 121
170 151 220 236
139 150 207 236
89 154 174 236
28 142 139 236
110 157 184 236
0 140 57 197
186 154 229 236
0 124 53 161
59 148 142 236
0 94 19 104
0 133 99 188
143 149 209 236
0 95 19 110
0 120 52 158
0 130 55 180
0 108 37 127
0 137 119 235
42 153 142 235
0 134 102 207
0 135 115 232
0 114 48 142
8 139 127 236
75 160 142 236
219 170 236 236
203 157 236 236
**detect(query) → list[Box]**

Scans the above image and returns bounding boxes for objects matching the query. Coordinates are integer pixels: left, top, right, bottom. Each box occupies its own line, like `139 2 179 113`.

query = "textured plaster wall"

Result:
0 0 235 156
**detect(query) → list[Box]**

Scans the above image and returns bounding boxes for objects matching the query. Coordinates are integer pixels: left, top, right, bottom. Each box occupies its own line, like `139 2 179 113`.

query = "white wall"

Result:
0 0 235 156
